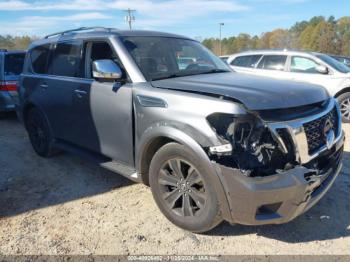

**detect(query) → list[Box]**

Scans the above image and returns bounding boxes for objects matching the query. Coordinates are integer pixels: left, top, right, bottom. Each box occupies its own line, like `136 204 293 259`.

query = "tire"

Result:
337 92 350 123
149 142 222 233
26 108 56 157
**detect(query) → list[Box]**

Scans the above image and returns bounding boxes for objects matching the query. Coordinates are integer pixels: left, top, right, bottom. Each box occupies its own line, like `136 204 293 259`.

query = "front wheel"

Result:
338 92 350 123
149 143 222 233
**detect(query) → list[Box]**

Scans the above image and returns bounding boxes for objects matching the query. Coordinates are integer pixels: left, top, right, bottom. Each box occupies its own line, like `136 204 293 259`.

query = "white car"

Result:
228 50 350 122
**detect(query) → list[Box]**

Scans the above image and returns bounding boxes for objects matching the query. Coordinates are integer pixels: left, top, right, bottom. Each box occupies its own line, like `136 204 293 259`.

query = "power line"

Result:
123 8 136 30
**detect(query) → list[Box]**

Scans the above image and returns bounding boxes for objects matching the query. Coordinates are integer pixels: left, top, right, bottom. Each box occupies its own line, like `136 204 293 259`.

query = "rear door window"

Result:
231 55 262 68
4 53 25 76
49 41 83 78
257 55 287 71
31 44 51 74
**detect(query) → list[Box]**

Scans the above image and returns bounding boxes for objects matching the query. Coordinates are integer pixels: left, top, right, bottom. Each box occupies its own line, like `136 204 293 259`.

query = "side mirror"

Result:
316 65 328 74
92 59 123 80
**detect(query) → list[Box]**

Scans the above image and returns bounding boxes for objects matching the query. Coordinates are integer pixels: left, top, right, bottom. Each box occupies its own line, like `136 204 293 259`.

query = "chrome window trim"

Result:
267 98 342 164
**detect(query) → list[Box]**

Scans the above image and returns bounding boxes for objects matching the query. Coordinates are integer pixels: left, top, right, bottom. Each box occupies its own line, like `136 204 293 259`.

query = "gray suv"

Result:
0 49 26 116
18 27 345 232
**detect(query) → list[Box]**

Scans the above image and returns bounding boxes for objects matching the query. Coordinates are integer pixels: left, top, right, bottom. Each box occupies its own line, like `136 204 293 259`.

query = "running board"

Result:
100 160 141 183
55 139 141 183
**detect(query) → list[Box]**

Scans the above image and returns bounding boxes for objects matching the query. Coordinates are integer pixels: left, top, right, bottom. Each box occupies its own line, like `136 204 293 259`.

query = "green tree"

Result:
269 29 290 49
337 17 350 55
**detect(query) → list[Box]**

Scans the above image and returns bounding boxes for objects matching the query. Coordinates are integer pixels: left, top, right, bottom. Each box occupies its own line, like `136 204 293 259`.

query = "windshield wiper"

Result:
196 69 231 75
151 74 183 81
151 69 231 81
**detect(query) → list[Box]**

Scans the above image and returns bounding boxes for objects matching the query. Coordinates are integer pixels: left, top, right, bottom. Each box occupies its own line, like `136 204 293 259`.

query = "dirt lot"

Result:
0 113 349 255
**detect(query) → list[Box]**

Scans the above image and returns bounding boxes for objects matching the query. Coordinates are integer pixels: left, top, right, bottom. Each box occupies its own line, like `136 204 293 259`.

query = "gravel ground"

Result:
0 113 349 255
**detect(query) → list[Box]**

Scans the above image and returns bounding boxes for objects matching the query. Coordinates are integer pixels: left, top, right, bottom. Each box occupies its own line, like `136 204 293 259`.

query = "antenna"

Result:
123 8 136 30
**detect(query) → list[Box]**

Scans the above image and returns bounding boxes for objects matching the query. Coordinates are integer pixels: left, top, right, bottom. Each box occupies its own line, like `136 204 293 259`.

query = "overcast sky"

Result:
0 0 349 38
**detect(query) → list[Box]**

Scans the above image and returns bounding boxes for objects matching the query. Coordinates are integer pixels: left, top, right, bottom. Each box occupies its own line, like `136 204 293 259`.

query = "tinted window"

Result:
122 36 230 81
231 55 262 68
290 56 320 74
31 44 50 74
4 53 25 75
257 55 287 71
49 41 83 77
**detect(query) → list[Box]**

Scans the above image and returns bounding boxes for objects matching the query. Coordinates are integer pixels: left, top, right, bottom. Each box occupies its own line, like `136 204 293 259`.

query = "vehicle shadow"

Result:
0 113 134 218
208 151 350 243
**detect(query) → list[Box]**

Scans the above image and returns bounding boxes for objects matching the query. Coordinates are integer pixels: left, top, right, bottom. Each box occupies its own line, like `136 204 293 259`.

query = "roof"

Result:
331 54 350 59
232 49 322 57
30 27 193 49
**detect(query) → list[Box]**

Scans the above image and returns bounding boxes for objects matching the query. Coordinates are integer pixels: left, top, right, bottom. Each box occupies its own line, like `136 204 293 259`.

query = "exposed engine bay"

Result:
207 113 296 177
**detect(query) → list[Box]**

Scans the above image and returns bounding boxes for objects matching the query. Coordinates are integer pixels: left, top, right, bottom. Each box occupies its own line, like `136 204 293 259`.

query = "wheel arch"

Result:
334 87 350 98
22 102 37 128
22 102 52 133
136 125 233 221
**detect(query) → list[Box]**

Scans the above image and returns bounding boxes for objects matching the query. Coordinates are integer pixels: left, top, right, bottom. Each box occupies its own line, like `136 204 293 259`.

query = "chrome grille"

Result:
303 107 339 155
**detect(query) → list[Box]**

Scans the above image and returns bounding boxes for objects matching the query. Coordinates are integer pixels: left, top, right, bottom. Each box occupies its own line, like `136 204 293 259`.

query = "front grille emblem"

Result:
323 118 335 150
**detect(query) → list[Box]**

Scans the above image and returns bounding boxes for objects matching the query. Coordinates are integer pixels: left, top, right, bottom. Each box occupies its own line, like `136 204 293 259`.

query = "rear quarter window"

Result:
4 53 25 76
30 44 51 74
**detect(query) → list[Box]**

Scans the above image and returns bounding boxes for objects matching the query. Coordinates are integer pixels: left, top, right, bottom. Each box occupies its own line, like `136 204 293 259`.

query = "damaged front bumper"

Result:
214 130 345 226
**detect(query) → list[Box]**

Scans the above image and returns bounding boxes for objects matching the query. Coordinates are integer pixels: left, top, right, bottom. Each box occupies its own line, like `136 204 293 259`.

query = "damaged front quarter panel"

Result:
133 83 248 152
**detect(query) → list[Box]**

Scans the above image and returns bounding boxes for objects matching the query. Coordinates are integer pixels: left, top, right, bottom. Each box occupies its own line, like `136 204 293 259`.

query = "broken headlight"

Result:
207 113 295 177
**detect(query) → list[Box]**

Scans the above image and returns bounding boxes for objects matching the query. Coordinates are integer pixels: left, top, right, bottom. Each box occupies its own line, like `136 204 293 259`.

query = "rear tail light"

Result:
0 81 18 91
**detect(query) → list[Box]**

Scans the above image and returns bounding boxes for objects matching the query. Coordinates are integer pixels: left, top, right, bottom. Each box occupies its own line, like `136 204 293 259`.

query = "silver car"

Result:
228 50 350 122
18 28 344 232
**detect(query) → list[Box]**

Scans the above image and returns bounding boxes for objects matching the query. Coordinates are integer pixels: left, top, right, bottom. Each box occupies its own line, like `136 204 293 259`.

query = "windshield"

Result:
316 54 350 73
121 36 231 81
4 53 25 76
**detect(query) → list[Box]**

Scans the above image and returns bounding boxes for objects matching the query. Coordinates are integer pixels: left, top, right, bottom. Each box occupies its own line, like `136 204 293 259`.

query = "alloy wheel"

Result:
28 113 47 152
158 158 207 217
340 98 350 121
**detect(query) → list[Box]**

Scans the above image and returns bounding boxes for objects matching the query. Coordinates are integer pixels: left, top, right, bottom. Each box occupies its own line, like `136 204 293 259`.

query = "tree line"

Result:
0 35 37 50
1 15 350 56
202 16 350 56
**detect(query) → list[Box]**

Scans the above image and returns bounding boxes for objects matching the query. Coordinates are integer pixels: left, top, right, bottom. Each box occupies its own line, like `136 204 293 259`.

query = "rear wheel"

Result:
149 142 222 233
26 108 56 157
338 92 350 123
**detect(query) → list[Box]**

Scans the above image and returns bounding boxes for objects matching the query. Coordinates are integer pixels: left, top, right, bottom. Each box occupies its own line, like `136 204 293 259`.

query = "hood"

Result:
151 72 329 110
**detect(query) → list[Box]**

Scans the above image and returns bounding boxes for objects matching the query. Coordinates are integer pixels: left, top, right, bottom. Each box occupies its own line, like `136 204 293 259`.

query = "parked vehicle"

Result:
0 49 26 116
177 57 196 70
219 55 229 63
18 28 344 233
228 50 350 122
331 55 350 68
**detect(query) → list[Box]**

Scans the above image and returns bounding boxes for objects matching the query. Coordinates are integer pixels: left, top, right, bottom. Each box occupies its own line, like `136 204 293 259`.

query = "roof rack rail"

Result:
44 27 114 39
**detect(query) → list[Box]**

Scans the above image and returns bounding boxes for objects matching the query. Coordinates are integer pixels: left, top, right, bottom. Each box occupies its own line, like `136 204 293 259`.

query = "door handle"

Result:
74 89 87 98
40 83 48 90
